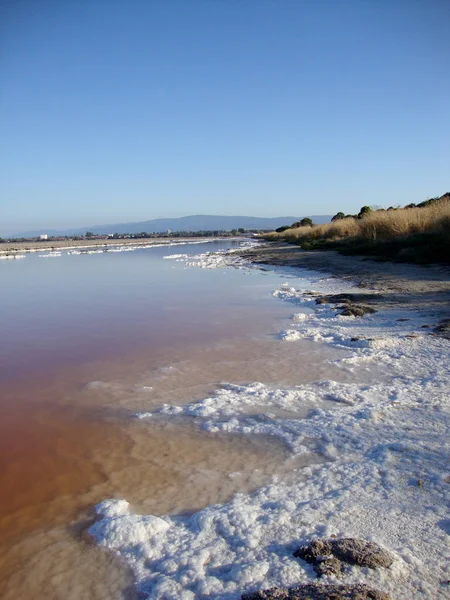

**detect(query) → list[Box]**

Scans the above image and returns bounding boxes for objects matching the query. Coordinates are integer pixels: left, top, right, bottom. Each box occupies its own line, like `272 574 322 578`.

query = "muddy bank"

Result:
239 243 450 324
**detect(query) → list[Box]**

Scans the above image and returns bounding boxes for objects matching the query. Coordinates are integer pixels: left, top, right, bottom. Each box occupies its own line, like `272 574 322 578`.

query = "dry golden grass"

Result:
266 197 450 244
358 200 450 240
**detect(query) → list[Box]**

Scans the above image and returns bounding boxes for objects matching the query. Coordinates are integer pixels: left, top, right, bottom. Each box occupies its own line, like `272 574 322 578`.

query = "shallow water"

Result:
0 241 384 598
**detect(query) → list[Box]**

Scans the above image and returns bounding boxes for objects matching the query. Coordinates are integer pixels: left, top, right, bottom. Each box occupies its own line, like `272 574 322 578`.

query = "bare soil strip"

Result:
239 243 450 325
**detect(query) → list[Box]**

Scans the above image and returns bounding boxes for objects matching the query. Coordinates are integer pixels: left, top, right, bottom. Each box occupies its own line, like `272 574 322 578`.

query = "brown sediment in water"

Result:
0 329 374 537
0 411 272 591
0 405 309 599
0 405 129 542
0 333 340 599
0 293 388 598
0 335 327 533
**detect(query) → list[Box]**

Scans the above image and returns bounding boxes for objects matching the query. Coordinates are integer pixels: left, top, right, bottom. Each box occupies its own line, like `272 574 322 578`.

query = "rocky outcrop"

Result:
313 558 343 578
242 583 391 600
328 539 394 569
433 318 450 339
293 538 394 572
294 538 333 563
241 539 393 600
314 294 377 317
315 293 381 305
338 304 376 317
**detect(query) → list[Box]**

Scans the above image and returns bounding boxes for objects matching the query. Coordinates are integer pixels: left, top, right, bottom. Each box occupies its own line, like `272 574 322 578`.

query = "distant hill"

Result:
9 214 332 238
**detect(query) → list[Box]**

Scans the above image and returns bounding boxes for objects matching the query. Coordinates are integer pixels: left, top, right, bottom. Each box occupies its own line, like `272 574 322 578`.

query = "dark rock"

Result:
294 539 333 563
339 304 376 317
314 558 344 578
315 293 381 305
242 583 391 599
294 538 393 570
330 539 394 569
314 294 377 317
433 318 450 339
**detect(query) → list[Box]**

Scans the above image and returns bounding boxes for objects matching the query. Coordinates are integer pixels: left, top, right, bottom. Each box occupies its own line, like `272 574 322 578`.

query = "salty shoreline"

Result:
88 242 450 599
0 236 217 255
3 240 448 599
238 242 450 328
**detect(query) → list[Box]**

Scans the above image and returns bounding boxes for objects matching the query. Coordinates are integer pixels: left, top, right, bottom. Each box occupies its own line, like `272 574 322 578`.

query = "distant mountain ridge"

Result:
9 214 331 238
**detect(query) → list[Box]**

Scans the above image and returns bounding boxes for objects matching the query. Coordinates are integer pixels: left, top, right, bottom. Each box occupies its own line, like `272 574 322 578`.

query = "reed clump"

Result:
265 194 450 264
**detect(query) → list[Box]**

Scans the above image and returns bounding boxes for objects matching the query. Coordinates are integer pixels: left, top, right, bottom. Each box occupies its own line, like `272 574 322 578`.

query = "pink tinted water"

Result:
0 243 352 598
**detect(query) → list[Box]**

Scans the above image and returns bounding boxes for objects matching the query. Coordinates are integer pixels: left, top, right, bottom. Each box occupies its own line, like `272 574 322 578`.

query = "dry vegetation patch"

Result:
265 195 450 264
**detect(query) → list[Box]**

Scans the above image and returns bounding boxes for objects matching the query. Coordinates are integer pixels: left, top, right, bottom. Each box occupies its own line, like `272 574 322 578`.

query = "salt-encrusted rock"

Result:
294 541 344 578
330 538 394 569
314 293 377 317
315 293 380 305
314 557 344 578
294 538 394 570
293 539 333 563
339 304 376 317
242 583 391 599
433 318 450 339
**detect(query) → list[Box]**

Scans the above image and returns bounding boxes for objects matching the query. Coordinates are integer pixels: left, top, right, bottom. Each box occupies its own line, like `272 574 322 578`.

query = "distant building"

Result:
39 234 48 240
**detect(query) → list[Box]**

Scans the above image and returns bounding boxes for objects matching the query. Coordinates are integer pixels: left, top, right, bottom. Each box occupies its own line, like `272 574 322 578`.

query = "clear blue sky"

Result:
1 0 449 234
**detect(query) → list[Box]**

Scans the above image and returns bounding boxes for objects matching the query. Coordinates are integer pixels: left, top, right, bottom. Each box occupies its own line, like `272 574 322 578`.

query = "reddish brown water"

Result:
0 243 356 598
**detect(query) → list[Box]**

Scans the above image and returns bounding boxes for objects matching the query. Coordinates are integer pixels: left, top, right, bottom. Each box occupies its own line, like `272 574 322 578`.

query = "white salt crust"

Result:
169 240 262 269
0 239 223 260
90 262 450 600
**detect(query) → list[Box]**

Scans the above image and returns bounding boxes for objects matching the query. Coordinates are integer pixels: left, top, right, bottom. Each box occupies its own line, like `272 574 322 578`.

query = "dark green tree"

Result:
331 212 345 222
357 206 372 219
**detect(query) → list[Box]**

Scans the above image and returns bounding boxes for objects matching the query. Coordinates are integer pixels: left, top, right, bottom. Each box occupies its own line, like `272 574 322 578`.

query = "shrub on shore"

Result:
265 193 450 264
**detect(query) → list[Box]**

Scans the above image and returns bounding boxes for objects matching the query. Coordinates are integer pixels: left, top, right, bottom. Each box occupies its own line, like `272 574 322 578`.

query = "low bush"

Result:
265 194 450 264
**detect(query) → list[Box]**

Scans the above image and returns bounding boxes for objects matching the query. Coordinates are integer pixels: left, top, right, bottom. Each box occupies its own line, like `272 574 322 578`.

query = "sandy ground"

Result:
239 242 450 323
0 237 213 253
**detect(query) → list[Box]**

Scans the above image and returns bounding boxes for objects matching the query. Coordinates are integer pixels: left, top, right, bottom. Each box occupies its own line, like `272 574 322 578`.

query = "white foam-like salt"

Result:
165 240 262 270
0 254 26 260
135 412 153 419
90 251 450 599
95 498 132 518
291 312 310 322
280 329 303 341
163 253 189 260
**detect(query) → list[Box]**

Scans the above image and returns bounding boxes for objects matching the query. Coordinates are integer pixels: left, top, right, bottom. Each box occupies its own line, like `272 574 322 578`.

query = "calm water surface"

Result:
0 241 351 599
1 241 280 380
